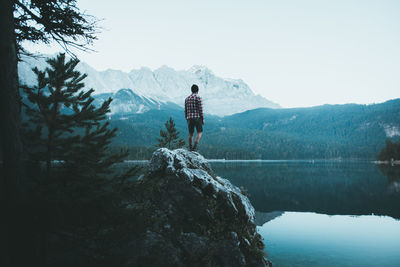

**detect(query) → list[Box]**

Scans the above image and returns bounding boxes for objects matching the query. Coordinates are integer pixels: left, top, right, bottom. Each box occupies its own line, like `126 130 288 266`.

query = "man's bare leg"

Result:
193 132 203 151
195 132 203 143
188 133 194 149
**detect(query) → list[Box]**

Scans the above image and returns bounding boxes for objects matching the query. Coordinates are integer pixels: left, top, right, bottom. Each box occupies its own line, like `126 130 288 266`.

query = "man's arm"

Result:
198 96 204 124
184 98 188 120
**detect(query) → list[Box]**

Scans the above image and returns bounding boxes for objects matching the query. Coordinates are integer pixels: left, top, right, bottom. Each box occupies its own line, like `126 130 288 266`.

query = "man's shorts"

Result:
188 118 203 134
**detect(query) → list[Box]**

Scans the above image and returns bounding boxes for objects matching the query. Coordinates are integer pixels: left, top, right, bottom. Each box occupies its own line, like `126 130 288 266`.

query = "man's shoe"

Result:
192 143 198 152
189 144 193 151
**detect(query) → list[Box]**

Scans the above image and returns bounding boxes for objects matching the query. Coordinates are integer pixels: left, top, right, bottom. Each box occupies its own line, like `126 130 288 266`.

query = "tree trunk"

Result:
0 0 24 265
46 127 54 175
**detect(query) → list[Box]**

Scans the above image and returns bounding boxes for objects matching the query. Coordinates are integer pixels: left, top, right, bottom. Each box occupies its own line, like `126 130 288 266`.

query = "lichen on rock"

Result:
124 148 268 267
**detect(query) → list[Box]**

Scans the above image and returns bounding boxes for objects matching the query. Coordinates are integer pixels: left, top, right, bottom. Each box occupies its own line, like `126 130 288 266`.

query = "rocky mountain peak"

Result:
18 54 280 116
189 65 214 76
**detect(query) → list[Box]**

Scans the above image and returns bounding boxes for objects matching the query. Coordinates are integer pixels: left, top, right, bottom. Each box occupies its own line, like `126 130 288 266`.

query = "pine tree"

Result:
23 53 126 176
1 0 99 202
157 117 185 149
22 53 139 263
1 1 99 265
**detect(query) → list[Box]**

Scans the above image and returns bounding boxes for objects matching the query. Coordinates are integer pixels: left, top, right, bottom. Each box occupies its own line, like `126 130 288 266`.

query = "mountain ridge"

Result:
108 98 400 160
18 54 280 116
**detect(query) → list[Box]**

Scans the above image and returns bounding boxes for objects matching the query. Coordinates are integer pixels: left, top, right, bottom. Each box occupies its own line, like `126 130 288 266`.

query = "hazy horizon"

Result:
23 0 400 108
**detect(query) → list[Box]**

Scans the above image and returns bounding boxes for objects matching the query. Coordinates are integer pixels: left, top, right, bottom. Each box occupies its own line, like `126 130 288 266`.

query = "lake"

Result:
210 160 400 267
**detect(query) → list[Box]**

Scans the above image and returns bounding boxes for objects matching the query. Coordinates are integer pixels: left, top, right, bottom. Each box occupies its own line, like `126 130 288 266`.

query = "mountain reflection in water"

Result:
210 161 400 219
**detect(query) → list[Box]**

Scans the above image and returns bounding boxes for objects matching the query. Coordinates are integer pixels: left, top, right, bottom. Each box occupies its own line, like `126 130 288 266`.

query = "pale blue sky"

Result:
24 0 400 108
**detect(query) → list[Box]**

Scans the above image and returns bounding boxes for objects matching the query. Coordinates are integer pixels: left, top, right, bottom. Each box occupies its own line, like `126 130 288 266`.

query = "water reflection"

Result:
378 165 400 194
211 161 400 219
258 212 400 267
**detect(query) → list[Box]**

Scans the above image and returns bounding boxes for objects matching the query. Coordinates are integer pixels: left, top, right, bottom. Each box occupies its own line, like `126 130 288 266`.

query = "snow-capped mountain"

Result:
93 89 182 115
18 55 280 116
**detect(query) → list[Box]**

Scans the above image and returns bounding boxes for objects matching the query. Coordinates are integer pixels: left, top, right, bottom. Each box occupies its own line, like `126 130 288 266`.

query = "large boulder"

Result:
123 148 269 267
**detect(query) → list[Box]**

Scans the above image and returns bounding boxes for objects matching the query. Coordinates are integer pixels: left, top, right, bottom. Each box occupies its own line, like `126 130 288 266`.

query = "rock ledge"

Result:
126 148 268 266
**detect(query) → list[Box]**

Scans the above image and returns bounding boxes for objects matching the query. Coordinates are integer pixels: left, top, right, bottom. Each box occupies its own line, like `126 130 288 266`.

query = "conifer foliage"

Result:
1 1 99 265
14 0 99 55
157 117 185 149
23 53 128 178
21 53 139 263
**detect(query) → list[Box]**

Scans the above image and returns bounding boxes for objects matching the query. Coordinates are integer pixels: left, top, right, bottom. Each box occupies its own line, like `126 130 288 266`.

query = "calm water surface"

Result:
210 160 400 267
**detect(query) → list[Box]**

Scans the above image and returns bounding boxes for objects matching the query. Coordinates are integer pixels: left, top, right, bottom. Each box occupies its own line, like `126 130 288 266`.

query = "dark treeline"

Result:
114 143 372 161
107 133 393 161
378 139 400 161
110 145 259 160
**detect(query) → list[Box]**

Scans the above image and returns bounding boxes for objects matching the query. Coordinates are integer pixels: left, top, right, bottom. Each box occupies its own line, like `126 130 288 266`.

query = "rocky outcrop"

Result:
255 211 284 226
124 148 269 266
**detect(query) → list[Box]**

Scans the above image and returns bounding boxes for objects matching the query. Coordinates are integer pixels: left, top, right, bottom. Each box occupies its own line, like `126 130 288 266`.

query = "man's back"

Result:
185 93 203 121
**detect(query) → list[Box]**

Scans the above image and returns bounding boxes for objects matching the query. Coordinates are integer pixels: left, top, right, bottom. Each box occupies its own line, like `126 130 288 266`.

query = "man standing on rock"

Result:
185 84 204 151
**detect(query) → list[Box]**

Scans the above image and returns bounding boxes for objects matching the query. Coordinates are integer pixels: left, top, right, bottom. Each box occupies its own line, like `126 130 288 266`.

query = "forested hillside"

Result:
108 99 400 160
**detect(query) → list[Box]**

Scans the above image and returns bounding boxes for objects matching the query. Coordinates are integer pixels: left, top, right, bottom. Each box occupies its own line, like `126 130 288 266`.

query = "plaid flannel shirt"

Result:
185 93 204 121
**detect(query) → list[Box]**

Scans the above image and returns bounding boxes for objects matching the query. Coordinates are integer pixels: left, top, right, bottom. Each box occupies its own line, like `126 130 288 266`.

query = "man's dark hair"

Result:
191 84 199 93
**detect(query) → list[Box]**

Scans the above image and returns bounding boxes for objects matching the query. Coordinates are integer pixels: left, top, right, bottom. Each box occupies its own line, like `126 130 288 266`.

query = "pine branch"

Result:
15 0 100 56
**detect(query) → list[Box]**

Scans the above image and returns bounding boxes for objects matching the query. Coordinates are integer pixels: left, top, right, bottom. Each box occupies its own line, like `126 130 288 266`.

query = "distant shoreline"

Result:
0 158 379 164
374 160 400 165
122 158 376 163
